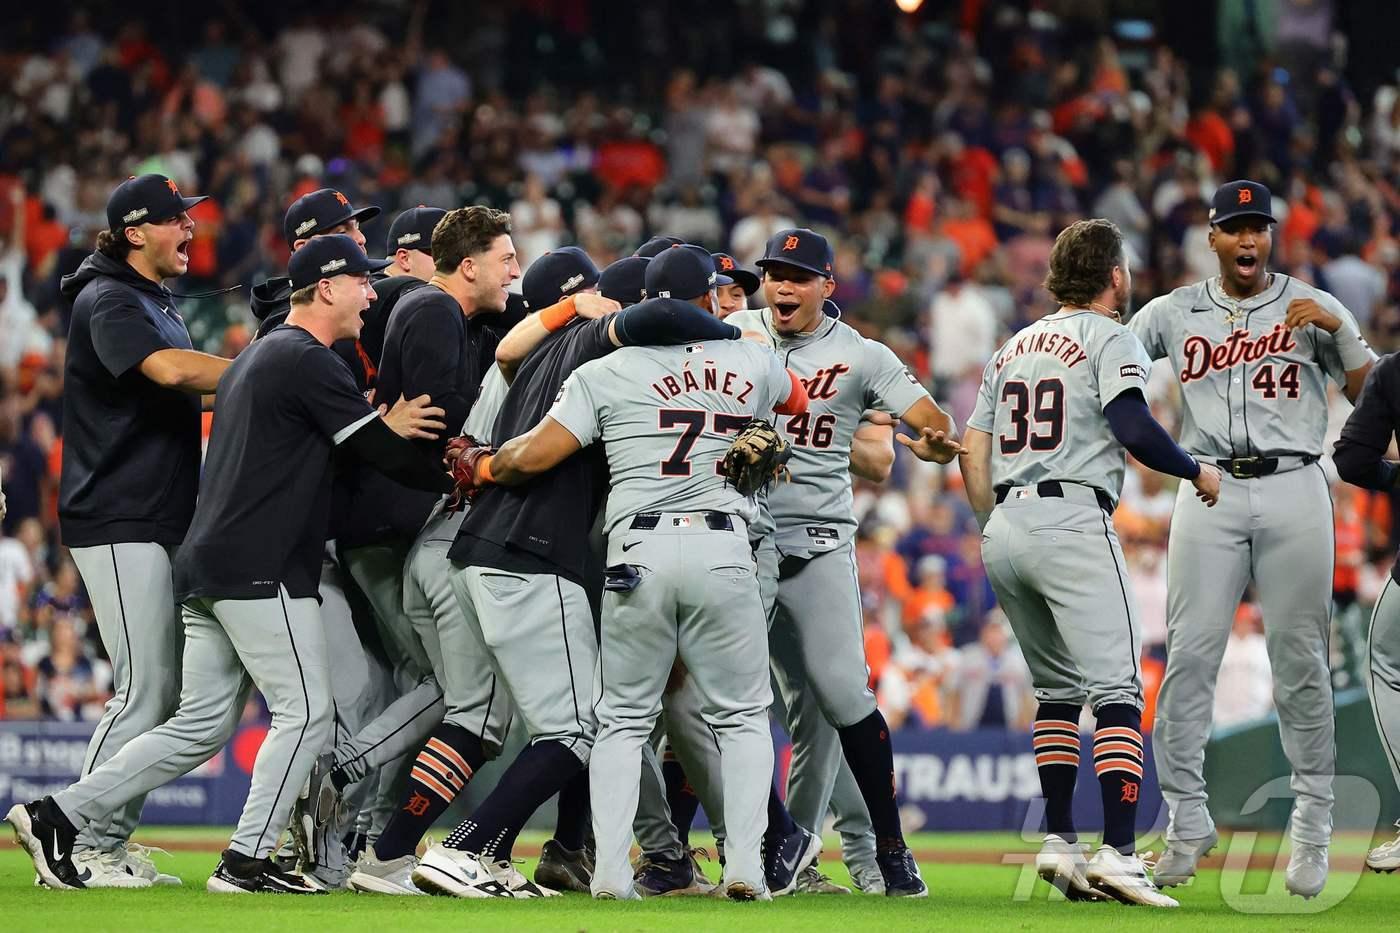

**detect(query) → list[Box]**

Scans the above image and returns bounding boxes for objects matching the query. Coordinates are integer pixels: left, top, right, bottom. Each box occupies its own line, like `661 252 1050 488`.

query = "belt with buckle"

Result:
1214 454 1319 479
993 480 1114 513
629 511 734 532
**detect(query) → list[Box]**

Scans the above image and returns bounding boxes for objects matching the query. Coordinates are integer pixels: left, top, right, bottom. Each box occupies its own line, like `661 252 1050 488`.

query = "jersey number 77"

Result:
659 410 750 476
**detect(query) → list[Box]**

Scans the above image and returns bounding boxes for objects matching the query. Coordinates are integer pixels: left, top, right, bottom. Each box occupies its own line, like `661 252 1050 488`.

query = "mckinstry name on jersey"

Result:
1129 274 1374 459
547 339 793 534
727 307 930 557
969 310 1153 503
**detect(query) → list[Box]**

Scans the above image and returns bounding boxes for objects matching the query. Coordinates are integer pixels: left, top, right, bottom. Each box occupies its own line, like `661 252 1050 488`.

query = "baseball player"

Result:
599 255 651 306
442 246 811 900
963 218 1221 908
1130 181 1375 898
404 247 751 900
50 174 230 888
720 228 959 897
7 235 452 894
712 251 760 318
1331 356 1400 872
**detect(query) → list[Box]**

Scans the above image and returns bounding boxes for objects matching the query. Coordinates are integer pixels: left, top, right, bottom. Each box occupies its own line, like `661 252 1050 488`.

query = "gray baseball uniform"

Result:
968 310 1152 711
1129 274 1369 846
547 338 792 896
727 308 926 854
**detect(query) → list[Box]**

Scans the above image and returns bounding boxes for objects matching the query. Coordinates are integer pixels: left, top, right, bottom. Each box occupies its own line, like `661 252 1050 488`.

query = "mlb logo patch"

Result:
672 516 692 527
1014 489 1032 499
685 344 705 353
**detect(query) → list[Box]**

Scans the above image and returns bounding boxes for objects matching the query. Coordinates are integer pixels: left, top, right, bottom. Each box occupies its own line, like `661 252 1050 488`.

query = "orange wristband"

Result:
540 295 577 332
477 454 495 484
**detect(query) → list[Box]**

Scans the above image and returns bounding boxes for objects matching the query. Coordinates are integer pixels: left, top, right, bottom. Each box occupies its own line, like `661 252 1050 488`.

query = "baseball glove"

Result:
720 419 792 497
444 434 493 508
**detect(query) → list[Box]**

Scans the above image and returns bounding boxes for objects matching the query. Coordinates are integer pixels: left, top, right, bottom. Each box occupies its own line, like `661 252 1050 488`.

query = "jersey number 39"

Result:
1000 379 1065 454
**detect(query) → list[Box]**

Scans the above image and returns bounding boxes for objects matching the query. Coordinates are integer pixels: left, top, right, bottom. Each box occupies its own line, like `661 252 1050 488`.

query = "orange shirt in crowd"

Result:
1186 111 1235 174
940 214 997 277
864 622 891 690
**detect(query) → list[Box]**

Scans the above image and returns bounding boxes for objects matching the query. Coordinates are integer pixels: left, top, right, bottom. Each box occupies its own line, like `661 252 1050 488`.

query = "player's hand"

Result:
573 293 622 320
1285 298 1342 334
1192 462 1222 507
380 393 447 440
896 426 969 464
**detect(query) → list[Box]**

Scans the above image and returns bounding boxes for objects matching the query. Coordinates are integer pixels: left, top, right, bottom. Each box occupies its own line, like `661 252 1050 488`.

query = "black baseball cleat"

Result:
535 838 593 893
207 852 326 894
876 846 928 898
763 826 822 896
7 798 84 890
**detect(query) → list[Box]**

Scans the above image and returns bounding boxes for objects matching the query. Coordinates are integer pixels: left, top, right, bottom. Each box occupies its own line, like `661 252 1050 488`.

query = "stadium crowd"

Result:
1 0 1398 734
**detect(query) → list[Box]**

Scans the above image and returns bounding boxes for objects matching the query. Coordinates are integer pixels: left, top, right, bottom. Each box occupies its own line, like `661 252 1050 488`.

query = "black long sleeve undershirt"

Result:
1104 389 1200 480
344 417 454 494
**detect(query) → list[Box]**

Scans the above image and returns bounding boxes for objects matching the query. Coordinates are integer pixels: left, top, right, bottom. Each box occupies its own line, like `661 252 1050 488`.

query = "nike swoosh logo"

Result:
621 541 640 552
52 828 66 862
462 865 479 880
76 867 92 882
1190 308 1210 313
780 842 804 874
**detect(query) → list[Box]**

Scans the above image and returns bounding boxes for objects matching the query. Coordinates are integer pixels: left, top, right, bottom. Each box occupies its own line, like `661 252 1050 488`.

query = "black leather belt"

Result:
994 480 1114 513
1213 454 1318 479
630 511 734 532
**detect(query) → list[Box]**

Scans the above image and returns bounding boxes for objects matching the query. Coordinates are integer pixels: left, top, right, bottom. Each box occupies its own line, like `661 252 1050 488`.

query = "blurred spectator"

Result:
946 616 1034 731
34 617 106 721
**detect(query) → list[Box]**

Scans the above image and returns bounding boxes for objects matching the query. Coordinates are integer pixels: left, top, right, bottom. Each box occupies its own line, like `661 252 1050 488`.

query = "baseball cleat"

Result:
724 879 772 901
7 799 84 890
73 848 152 888
796 864 852 894
1085 846 1178 907
1035 834 1106 902
412 845 513 898
633 851 713 896
300 861 350 892
491 858 560 897
850 863 886 894
1368 822 1400 873
534 838 593 892
1151 830 1217 887
206 855 325 894
1285 843 1329 899
292 752 339 868
763 826 822 896
348 851 425 895
875 846 928 898
124 843 181 885
593 886 642 900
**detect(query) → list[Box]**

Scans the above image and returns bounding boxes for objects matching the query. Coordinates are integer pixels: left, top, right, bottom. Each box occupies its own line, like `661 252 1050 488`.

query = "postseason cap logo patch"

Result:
122 207 149 224
1120 363 1148 380
320 257 348 274
296 218 318 237
397 232 422 245
561 273 584 293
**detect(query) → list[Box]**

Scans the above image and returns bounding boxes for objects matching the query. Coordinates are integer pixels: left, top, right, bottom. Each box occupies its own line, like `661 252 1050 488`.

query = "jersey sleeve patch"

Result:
1120 363 1148 381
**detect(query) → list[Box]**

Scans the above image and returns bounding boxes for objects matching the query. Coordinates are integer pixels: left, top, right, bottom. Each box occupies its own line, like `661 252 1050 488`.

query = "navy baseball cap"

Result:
645 245 731 301
284 188 381 247
522 246 601 311
599 256 650 306
106 174 208 232
755 227 834 277
635 235 685 258
288 234 392 291
1209 180 1277 226
386 206 447 255
712 252 760 295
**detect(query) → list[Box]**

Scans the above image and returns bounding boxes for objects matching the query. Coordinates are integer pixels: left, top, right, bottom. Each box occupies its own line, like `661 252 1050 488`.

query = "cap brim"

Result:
729 270 761 295
755 257 830 277
713 273 734 287
362 257 393 275
350 206 381 225
179 195 210 213
1212 210 1277 226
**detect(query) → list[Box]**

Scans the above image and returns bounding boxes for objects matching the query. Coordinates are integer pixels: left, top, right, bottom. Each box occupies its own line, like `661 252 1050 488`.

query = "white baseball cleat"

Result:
1285 843 1328 899
490 858 561 897
1034 834 1105 901
1367 822 1400 873
1085 846 1179 907
1150 830 1218 887
411 845 513 898
73 849 152 889
124 843 181 886
348 851 425 895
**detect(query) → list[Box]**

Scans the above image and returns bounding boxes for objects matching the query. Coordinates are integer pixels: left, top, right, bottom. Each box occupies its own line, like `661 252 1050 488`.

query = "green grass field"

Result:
2 829 1396 931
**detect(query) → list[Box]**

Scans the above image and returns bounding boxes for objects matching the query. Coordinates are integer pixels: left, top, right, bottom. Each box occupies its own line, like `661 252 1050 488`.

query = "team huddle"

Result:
6 170 1400 907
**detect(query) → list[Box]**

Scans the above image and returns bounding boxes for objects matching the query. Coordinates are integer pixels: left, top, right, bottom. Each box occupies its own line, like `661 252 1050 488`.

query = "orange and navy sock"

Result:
1033 704 1082 841
372 723 485 860
1093 704 1145 854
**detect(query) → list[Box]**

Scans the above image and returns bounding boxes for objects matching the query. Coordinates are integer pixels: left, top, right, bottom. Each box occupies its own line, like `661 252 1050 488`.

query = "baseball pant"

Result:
68 543 183 854
1157 464 1334 846
405 508 511 754
591 514 772 897
54 588 332 859
981 485 1144 711
447 565 597 762
1367 576 1400 795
